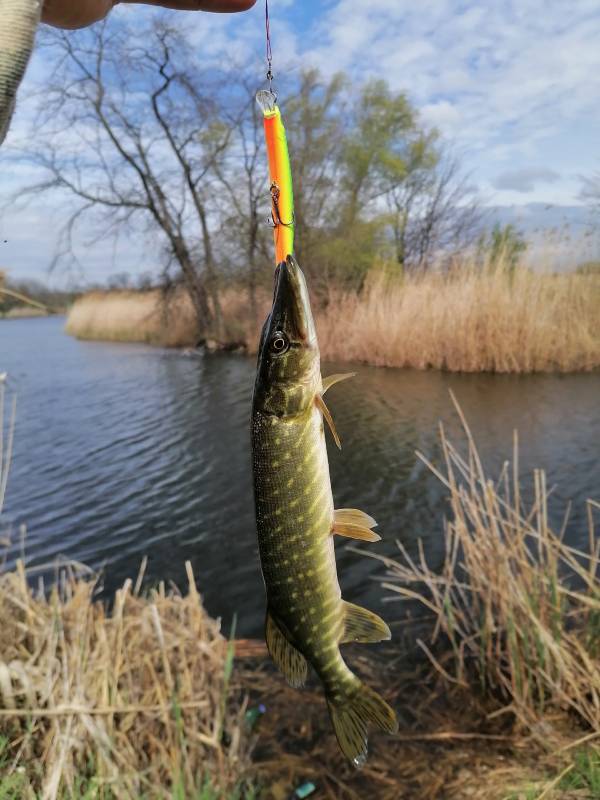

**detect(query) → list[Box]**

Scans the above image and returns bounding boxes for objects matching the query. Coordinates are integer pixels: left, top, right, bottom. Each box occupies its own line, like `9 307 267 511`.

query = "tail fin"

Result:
326 682 398 768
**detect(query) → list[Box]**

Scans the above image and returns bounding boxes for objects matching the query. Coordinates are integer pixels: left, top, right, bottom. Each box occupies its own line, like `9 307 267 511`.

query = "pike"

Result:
0 0 41 145
251 255 398 766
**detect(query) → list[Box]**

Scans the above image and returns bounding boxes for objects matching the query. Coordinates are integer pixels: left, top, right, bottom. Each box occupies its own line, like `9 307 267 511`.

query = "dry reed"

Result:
0 560 253 799
1 387 255 797
65 264 600 373
65 288 269 350
64 289 200 348
375 393 600 734
318 263 600 372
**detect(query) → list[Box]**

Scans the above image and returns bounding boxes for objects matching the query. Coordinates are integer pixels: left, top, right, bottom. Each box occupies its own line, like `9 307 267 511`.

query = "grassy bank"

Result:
65 265 600 372
0 308 52 320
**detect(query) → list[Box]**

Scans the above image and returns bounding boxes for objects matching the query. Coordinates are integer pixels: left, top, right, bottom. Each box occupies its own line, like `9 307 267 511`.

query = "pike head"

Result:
254 255 320 418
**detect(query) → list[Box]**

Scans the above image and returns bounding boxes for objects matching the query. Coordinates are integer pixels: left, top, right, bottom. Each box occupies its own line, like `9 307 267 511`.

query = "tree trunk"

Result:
173 236 212 340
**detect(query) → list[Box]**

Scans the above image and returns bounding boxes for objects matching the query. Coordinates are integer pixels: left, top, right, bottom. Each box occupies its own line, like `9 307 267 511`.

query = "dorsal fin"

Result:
315 393 341 449
322 373 356 394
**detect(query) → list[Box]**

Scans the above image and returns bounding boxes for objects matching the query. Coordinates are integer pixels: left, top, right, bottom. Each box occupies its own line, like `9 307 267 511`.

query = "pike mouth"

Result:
270 256 316 344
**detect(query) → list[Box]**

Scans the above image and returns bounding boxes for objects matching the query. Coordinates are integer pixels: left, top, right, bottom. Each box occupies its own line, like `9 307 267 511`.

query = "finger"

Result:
119 0 257 11
42 0 115 29
41 0 257 30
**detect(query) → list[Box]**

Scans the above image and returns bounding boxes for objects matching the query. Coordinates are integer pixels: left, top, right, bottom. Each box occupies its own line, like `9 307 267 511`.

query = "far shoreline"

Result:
62 266 600 374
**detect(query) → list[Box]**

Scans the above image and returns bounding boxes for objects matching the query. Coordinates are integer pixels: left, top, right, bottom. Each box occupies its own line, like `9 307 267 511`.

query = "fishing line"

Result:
257 0 294 264
265 0 274 94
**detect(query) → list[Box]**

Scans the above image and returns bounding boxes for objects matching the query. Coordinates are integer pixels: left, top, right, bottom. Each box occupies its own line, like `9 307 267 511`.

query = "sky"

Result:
1 0 600 284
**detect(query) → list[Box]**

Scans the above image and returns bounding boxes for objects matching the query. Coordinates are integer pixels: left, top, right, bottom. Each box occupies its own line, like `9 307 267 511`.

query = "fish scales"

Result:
252 256 398 766
253 403 347 685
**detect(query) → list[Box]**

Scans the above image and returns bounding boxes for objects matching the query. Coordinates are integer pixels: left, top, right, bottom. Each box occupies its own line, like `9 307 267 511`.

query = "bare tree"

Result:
385 150 482 271
209 76 272 326
16 19 242 339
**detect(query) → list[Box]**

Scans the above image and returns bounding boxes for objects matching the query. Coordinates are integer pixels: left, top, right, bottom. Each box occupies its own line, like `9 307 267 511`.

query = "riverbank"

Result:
1 565 597 800
0 307 54 319
65 266 600 373
1 411 597 799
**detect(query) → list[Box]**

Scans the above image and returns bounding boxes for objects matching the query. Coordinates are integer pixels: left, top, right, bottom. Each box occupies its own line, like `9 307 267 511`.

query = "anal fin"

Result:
315 394 341 450
340 600 391 644
333 509 380 542
265 609 308 688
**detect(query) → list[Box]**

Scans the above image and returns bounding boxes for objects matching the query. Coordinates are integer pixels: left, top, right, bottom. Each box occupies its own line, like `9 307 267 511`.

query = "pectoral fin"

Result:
333 523 381 542
335 508 377 529
265 609 308 688
332 509 380 542
340 601 391 644
322 373 356 394
315 394 341 450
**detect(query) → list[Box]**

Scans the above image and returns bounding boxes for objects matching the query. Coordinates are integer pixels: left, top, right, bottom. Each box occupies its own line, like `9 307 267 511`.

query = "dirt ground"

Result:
235 644 598 800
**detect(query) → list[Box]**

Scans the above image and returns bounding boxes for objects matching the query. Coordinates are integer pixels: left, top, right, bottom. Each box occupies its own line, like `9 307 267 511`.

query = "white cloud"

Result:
419 100 461 134
301 0 600 202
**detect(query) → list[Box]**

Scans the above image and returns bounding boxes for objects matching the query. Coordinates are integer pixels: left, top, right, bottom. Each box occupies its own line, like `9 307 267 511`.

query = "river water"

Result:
0 316 598 636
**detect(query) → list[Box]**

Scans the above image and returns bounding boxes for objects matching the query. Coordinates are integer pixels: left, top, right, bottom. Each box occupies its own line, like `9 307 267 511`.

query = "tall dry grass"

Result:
65 288 269 350
318 264 600 371
64 289 200 348
0 560 253 799
376 394 600 734
66 264 600 372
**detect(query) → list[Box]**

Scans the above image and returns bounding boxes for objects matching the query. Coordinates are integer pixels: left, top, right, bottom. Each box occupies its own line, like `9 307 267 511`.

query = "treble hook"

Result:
270 182 295 229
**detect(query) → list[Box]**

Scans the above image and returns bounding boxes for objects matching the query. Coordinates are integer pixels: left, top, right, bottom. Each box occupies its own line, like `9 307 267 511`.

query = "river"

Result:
1 316 598 636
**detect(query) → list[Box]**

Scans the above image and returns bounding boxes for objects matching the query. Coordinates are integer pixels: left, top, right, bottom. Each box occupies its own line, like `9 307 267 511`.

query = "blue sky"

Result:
1 0 600 283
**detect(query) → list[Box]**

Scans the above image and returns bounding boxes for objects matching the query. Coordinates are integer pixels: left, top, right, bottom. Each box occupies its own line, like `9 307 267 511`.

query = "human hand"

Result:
42 0 257 30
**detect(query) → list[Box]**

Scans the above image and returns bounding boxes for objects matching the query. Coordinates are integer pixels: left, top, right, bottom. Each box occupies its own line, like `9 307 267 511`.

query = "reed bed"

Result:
65 265 600 372
64 289 200 347
318 264 600 372
376 394 600 734
65 288 268 350
0 560 253 799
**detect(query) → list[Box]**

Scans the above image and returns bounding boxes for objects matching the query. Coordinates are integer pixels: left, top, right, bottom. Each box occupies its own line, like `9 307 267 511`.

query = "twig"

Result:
535 762 574 799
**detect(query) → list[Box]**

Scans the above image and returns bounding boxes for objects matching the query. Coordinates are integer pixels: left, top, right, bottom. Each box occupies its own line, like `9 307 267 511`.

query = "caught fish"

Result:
0 0 41 145
251 255 398 766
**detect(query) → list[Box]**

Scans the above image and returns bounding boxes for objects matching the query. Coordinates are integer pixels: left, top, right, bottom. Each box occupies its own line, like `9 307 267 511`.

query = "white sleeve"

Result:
0 0 42 144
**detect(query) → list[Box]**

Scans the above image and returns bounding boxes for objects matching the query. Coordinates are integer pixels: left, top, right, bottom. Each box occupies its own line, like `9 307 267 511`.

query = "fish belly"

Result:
252 404 343 670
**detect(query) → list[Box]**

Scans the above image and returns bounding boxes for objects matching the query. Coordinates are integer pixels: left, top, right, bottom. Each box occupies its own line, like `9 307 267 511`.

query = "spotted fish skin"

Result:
0 0 41 144
251 256 397 766
253 396 345 687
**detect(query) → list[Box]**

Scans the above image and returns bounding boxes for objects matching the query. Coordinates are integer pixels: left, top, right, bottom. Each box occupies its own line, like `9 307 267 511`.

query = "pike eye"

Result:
270 331 289 355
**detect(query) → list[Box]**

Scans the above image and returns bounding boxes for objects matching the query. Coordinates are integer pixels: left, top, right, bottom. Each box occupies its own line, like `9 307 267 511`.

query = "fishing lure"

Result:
256 88 295 265
256 0 294 265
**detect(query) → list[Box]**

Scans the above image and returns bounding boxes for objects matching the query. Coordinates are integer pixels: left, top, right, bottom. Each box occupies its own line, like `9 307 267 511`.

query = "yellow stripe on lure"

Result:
257 90 295 265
